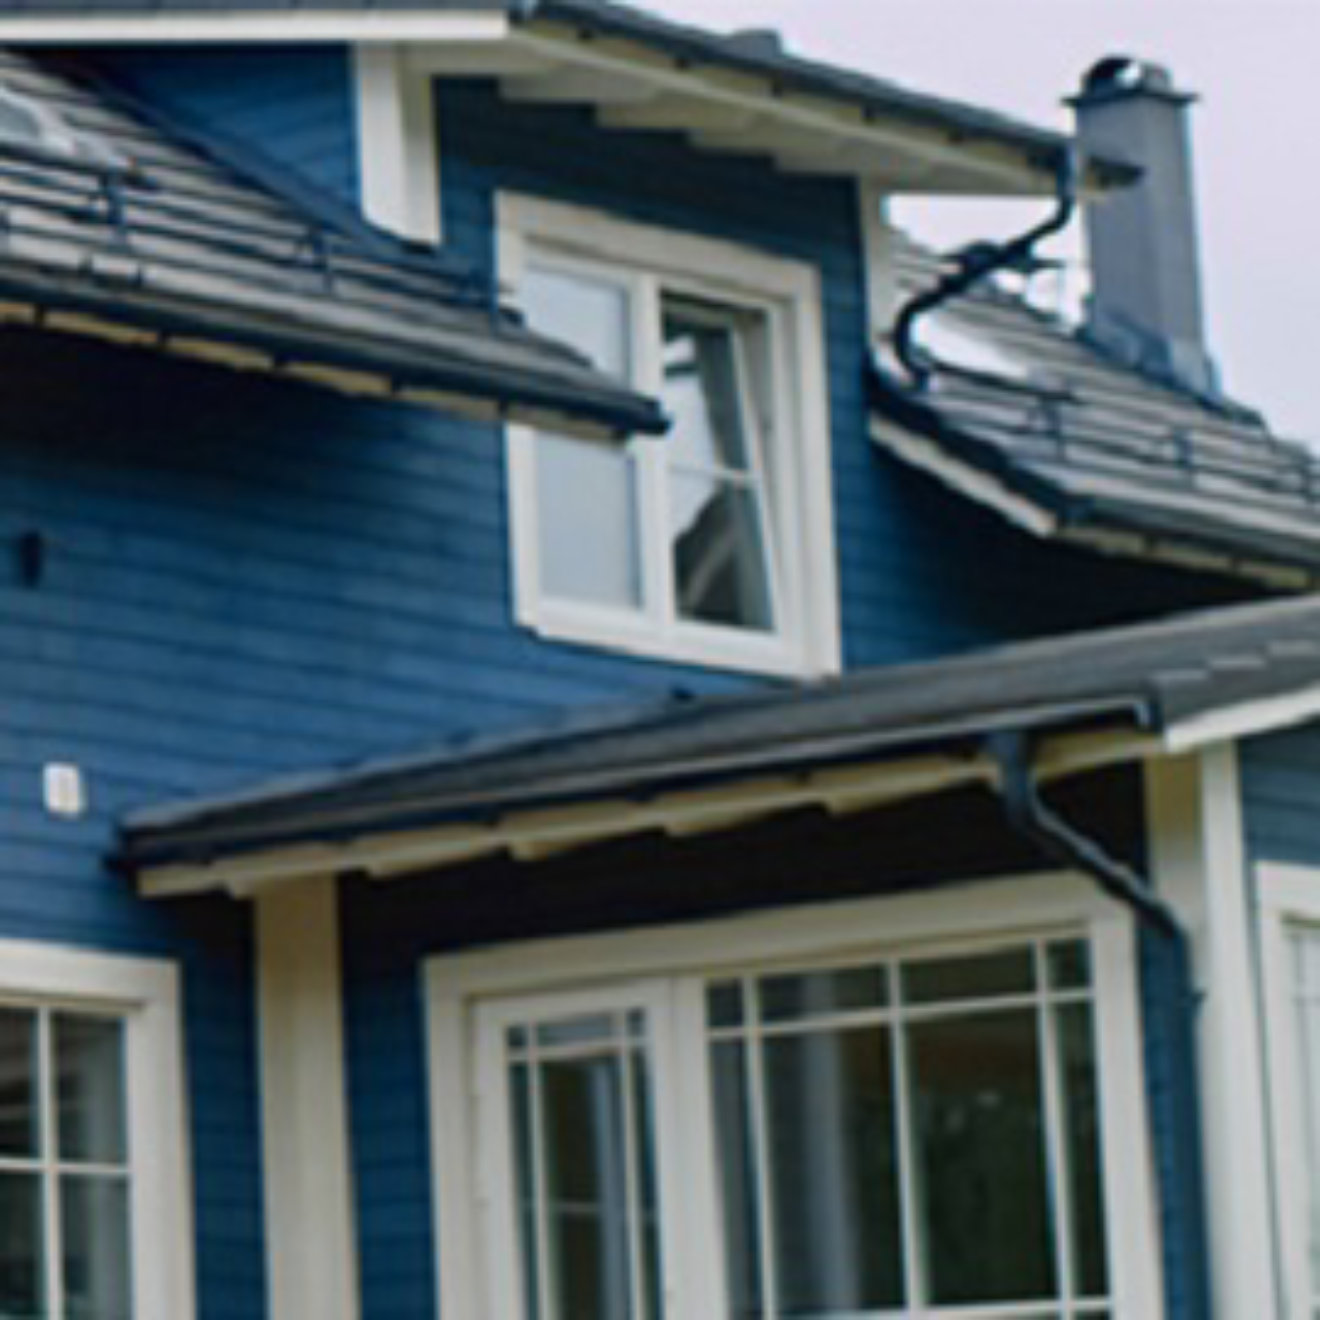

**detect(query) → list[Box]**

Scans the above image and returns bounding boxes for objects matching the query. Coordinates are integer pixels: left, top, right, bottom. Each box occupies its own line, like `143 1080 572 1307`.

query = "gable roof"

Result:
0 48 663 435
122 590 1320 894
870 238 1320 586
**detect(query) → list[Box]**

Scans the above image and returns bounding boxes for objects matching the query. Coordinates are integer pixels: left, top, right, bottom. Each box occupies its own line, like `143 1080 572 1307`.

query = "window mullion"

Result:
731 328 785 630
668 978 728 1317
1037 947 1078 1315
39 1009 64 1320
744 980 780 1319
891 974 927 1311
635 273 673 634
619 1031 648 1320
527 1036 555 1320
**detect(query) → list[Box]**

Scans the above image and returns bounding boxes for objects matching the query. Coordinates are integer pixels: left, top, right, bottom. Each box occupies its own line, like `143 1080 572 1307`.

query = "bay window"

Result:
429 877 1162 1320
499 196 839 678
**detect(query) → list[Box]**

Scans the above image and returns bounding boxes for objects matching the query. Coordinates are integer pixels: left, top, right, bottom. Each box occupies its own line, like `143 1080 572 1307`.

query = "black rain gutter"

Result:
988 729 1213 1320
893 148 1079 390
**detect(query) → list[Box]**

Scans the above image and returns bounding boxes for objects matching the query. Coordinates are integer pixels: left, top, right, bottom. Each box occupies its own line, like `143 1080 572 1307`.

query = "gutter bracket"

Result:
986 727 1213 1320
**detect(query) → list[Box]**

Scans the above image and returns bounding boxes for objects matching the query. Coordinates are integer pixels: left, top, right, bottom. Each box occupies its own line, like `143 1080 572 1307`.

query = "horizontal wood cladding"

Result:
1242 726 1320 869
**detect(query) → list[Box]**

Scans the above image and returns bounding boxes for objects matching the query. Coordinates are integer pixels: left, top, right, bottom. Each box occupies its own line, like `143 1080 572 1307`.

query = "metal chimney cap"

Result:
1070 55 1195 108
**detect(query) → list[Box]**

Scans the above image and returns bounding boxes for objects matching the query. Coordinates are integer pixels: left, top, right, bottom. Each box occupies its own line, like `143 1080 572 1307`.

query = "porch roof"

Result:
121 591 1320 897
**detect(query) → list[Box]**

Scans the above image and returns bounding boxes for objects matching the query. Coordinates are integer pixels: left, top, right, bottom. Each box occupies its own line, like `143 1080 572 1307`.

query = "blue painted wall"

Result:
1241 726 1320 870
48 49 1264 1320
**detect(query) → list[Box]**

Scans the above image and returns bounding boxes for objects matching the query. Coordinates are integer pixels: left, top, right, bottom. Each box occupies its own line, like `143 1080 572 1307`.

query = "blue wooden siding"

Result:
1241 726 1320 870
41 52 1262 1320
95 47 360 206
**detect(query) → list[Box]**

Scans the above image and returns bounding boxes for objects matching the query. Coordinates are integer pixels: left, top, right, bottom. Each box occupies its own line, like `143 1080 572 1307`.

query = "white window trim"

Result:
0 937 195 1320
353 44 443 245
498 193 841 679
1258 861 1320 1317
426 871 1164 1319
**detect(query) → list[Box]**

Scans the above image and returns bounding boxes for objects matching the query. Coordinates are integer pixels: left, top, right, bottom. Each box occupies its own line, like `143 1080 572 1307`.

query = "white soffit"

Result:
407 23 1064 195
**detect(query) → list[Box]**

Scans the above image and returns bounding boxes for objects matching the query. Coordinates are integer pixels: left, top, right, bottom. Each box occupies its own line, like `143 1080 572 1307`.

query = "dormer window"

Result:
500 196 840 678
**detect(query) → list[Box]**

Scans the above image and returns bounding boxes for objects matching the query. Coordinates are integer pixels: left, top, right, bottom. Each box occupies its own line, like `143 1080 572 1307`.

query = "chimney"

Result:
1071 57 1218 396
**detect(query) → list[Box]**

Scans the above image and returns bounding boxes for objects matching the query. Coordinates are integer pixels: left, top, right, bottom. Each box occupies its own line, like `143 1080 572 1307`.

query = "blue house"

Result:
0 5 1315 1319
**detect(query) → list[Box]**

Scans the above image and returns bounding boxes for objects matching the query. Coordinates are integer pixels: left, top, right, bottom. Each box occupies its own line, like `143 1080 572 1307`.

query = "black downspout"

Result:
988 730 1213 1320
892 148 1079 390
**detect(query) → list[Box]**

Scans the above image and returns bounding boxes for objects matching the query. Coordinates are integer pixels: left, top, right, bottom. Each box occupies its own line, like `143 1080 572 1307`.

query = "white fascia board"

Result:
870 417 1060 538
1162 680 1320 755
0 11 508 44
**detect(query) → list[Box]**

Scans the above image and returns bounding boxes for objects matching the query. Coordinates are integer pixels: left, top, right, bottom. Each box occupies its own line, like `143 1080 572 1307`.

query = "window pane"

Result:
0 1009 38 1158
757 966 888 1023
522 265 630 379
670 476 774 631
508 1013 662 1320
762 1026 905 1312
709 1041 763 1319
909 1007 1056 1304
1048 941 1092 991
537 436 643 610
0 1171 44 1319
56 1015 127 1166
1057 1003 1109 1299
662 306 751 473
902 948 1036 1005
706 983 745 1031
61 1175 132 1320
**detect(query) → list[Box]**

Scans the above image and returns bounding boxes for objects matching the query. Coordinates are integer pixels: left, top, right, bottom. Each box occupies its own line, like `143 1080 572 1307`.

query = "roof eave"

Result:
123 706 1156 899
0 257 665 437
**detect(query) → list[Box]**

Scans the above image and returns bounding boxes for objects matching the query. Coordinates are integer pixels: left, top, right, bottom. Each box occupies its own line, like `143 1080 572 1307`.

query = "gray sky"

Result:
642 0 1319 441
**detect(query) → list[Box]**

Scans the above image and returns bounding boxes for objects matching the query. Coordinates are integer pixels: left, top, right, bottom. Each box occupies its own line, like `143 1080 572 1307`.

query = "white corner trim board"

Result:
1145 747 1281 1318
353 44 443 245
257 878 360 1320
1258 860 1320 1318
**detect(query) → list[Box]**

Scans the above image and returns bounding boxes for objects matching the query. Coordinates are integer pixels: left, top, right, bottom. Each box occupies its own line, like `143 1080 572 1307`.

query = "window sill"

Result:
522 600 836 680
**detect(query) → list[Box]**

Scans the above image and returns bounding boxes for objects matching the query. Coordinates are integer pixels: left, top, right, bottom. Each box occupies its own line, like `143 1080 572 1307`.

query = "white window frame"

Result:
426 871 1164 1319
0 938 195 1320
1258 861 1320 1318
498 194 841 679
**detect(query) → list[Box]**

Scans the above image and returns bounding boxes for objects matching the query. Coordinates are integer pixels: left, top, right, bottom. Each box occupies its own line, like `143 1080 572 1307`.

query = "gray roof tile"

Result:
871 237 1320 578
0 48 664 433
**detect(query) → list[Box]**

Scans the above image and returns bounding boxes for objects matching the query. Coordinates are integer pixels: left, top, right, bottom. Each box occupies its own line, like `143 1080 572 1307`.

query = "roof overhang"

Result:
131 720 1157 901
870 408 1320 591
120 589 1320 901
0 6 1132 196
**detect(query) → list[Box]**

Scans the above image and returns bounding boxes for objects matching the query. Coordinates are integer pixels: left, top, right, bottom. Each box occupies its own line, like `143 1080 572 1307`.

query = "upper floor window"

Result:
500 196 839 678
